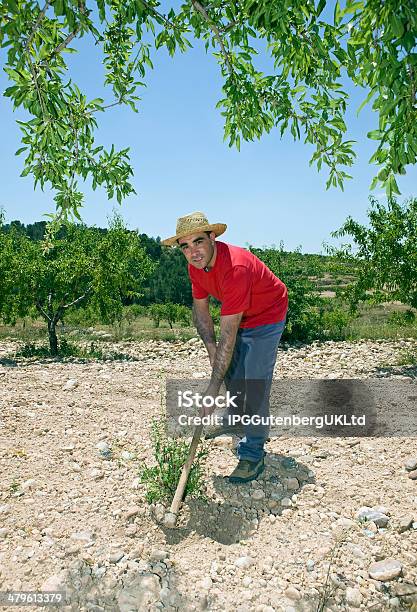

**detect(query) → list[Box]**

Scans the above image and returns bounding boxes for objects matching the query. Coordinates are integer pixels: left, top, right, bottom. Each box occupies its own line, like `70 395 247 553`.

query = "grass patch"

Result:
396 349 417 366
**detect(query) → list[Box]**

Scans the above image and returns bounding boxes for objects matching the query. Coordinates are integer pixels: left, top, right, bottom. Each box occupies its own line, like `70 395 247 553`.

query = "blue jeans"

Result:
225 319 285 462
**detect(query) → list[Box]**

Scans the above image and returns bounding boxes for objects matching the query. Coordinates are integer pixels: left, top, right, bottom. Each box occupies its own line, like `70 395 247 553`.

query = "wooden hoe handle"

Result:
169 423 204 516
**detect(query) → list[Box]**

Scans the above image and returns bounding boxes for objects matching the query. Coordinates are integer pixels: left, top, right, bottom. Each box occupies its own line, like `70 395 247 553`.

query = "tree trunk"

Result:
48 319 58 356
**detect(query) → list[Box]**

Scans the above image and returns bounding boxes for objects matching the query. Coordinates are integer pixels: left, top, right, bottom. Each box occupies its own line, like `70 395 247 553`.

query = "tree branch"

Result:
50 23 82 57
62 288 92 309
36 300 51 321
138 0 178 29
47 1 86 59
191 0 234 75
221 20 238 33
25 0 52 51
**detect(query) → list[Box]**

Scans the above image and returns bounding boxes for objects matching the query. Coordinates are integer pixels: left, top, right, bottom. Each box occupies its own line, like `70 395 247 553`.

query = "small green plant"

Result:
396 349 417 366
140 418 209 504
316 534 348 612
9 479 20 494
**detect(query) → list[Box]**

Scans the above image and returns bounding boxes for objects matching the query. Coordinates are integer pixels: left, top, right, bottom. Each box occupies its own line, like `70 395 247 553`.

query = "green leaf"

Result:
390 15 404 38
367 130 384 140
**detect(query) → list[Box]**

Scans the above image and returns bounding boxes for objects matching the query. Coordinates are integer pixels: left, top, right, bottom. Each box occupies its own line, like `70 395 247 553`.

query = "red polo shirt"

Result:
188 241 288 328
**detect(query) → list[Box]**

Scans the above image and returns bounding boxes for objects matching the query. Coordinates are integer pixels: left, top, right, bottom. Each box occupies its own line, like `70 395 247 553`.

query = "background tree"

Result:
1 0 416 219
329 196 417 310
0 214 154 354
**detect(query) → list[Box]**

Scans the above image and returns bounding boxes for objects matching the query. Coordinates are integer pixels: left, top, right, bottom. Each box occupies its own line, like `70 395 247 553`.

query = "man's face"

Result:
178 232 216 269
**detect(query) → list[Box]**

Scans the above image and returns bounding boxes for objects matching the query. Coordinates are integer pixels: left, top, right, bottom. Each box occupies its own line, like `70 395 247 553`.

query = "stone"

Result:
121 450 134 460
41 572 67 592
150 549 169 562
356 507 389 528
392 582 417 604
89 468 103 480
63 379 78 391
125 505 140 520
70 530 95 543
398 516 414 533
109 550 124 564
251 489 265 500
0 528 9 538
368 558 402 581
201 576 212 589
284 586 302 601
152 503 166 523
21 479 37 490
404 458 417 471
345 587 362 607
96 441 111 455
235 556 254 569
163 512 177 528
117 573 161 611
285 477 299 491
125 525 138 537
408 470 417 480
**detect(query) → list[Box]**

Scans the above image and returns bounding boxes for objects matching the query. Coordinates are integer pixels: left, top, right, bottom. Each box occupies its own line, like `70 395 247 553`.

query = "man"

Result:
162 212 288 483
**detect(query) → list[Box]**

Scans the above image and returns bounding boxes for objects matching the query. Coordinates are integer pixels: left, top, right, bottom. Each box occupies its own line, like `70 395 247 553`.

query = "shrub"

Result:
320 308 352 340
387 310 416 326
15 339 133 360
140 418 208 504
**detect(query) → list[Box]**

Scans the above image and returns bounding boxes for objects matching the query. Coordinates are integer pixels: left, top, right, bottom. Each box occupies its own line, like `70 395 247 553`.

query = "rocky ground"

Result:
1 336 417 612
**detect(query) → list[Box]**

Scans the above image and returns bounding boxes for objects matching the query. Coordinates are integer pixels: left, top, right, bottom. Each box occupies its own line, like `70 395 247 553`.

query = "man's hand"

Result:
200 384 220 418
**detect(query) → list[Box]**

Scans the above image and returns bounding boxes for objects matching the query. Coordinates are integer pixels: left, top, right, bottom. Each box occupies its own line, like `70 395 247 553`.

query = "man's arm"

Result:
208 312 243 395
192 297 217 365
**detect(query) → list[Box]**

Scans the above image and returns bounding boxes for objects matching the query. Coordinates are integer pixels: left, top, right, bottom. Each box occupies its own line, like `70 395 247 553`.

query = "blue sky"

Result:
1 21 416 253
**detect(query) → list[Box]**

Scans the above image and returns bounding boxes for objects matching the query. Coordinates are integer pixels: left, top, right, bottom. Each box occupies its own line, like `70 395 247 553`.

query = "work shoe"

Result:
228 457 265 484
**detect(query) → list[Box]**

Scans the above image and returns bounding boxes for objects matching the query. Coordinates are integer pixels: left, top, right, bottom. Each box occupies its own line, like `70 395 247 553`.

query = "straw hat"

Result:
161 212 227 246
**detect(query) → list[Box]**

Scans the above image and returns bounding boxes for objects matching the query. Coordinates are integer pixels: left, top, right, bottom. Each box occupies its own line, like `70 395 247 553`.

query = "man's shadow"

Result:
162 452 313 545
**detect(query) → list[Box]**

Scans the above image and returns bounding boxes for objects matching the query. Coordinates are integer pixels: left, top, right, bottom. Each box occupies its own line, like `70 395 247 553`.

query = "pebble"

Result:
63 379 78 391
356 507 390 528
404 457 417 471
408 470 417 480
345 586 362 607
368 558 402 581
96 441 111 454
235 556 254 569
162 512 176 528
398 516 414 533
284 586 302 601
251 490 265 500
150 549 169 562
70 530 95 543
121 451 134 460
201 576 213 589
0 528 9 538
41 573 66 591
109 550 124 564
125 505 140 520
